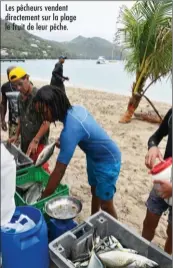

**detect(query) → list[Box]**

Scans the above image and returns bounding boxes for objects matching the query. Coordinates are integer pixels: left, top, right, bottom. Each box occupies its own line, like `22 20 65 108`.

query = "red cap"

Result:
150 157 172 175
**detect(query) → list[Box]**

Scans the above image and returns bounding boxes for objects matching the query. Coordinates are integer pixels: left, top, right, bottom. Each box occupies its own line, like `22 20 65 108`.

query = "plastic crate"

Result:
16 166 48 185
16 164 34 176
49 211 172 268
3 141 33 170
15 167 69 220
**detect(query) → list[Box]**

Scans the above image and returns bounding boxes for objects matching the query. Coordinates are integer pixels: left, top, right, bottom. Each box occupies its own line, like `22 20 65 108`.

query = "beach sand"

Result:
1 75 171 250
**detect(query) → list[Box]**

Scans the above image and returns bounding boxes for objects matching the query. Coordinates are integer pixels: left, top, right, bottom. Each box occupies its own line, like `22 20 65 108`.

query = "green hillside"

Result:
1 20 124 60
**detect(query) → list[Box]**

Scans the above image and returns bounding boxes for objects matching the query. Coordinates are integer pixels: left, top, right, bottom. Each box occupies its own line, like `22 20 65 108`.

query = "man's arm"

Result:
1 93 7 123
15 119 21 137
41 134 78 198
1 87 8 131
41 162 67 198
145 109 172 169
148 109 171 149
26 121 50 155
42 120 84 198
34 121 50 143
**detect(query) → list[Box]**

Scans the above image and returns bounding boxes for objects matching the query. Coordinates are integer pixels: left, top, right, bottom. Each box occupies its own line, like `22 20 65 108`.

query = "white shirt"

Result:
1 143 16 226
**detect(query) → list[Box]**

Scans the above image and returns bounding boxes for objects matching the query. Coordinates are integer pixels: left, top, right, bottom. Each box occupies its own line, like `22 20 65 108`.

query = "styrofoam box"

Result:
49 211 172 268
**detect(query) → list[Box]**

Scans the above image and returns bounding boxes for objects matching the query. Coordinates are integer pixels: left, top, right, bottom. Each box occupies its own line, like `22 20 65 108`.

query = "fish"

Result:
99 250 159 268
95 236 138 255
74 260 89 268
16 182 35 191
35 142 56 167
74 253 104 268
68 234 155 268
73 252 91 264
24 182 44 204
109 235 124 249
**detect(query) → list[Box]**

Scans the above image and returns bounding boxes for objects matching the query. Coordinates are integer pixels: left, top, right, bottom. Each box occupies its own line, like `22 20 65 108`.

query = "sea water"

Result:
1 60 172 104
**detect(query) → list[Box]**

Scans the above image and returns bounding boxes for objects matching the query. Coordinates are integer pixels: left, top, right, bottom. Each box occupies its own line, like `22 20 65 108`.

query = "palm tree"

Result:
115 0 172 123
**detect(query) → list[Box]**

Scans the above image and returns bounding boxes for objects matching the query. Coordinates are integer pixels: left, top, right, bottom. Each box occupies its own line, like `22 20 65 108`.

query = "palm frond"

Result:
116 0 172 82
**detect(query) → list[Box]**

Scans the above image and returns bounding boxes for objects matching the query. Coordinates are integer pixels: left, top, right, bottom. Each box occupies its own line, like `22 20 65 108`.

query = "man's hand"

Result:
1 121 7 131
145 146 164 169
41 161 67 199
8 135 18 144
154 179 172 199
26 139 38 156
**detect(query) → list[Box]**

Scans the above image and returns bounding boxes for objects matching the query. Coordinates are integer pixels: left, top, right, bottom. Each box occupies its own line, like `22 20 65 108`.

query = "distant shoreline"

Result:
0 58 120 61
1 73 170 106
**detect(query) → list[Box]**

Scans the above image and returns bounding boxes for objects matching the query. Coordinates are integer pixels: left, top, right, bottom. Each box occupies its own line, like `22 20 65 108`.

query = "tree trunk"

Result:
119 75 147 124
119 93 142 123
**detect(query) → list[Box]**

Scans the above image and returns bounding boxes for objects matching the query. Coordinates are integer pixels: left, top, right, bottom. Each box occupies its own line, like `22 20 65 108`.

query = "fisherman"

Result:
8 67 50 173
142 108 172 254
33 85 121 219
1 66 19 139
50 56 69 94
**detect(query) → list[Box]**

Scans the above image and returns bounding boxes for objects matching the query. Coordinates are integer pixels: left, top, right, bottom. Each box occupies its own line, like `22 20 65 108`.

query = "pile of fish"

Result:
67 234 159 268
16 181 45 205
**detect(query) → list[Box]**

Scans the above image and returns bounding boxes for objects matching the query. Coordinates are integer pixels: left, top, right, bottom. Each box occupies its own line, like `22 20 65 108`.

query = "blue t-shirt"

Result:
57 105 121 165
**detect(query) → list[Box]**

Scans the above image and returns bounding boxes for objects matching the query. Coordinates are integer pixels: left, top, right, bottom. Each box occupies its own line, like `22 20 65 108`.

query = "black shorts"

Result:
146 187 172 224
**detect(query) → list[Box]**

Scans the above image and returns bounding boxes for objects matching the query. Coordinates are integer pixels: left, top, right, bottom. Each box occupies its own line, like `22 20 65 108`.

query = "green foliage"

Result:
116 0 172 91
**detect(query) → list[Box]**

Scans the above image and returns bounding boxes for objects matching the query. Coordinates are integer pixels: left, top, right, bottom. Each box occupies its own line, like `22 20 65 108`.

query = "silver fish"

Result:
109 235 124 249
74 260 89 268
73 253 91 264
95 236 137 255
24 182 44 204
16 182 35 191
35 142 56 167
99 250 158 268
108 236 138 254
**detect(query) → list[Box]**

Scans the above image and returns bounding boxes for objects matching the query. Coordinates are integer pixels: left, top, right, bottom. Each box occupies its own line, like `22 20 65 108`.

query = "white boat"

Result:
96 56 106 64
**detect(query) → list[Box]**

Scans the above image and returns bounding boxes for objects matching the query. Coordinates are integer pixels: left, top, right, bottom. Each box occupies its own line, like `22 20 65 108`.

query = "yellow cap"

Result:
9 67 27 82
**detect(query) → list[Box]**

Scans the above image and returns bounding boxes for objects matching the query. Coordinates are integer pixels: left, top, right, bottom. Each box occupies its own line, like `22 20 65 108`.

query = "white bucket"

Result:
150 157 172 206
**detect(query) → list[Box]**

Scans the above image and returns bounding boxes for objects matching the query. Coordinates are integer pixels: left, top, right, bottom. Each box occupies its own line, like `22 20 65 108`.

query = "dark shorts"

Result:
87 157 121 201
146 187 172 224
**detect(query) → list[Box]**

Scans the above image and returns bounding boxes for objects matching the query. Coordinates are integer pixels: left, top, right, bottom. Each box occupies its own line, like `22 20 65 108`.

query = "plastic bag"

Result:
1 143 16 227
2 214 36 233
